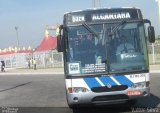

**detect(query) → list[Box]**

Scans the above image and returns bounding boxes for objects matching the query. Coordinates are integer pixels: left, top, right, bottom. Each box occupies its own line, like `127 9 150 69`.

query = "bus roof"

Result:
64 7 140 15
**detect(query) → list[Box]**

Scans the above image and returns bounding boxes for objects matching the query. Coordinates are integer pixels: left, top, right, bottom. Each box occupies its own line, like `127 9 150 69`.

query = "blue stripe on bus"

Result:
99 76 117 86
83 78 101 88
113 75 133 87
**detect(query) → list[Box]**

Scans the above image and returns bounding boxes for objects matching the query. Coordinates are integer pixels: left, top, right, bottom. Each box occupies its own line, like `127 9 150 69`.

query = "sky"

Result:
0 0 159 49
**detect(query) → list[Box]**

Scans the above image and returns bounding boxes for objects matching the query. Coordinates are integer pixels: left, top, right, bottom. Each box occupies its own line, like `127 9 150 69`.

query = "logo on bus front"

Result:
107 83 112 88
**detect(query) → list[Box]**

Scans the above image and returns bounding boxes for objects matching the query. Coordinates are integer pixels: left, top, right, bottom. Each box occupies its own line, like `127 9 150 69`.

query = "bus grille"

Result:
92 94 129 102
91 85 128 93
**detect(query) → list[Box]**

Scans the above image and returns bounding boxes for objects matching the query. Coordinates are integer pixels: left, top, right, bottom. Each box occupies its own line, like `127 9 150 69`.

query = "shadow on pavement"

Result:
72 104 131 113
135 93 160 108
72 93 160 113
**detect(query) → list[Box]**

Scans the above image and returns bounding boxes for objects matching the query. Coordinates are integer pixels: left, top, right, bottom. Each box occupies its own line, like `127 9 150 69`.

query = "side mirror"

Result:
57 35 62 52
148 26 155 43
57 25 64 52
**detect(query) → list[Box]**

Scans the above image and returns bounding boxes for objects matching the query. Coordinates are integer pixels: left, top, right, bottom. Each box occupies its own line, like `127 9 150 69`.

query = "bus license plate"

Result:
127 90 141 96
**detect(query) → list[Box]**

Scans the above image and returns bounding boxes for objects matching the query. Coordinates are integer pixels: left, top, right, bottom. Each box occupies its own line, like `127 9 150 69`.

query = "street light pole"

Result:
15 26 20 52
15 26 20 68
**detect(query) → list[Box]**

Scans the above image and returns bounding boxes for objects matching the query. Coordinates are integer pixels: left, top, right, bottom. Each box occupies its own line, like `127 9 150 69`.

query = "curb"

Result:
150 70 160 73
0 72 64 75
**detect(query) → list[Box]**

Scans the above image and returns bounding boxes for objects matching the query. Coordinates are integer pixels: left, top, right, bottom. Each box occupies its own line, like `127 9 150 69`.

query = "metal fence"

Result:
33 51 63 68
148 42 160 64
0 51 63 69
0 53 32 68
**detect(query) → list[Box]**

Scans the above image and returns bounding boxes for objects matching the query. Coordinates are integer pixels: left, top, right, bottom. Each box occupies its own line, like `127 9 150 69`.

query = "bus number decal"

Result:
72 16 85 23
68 63 80 74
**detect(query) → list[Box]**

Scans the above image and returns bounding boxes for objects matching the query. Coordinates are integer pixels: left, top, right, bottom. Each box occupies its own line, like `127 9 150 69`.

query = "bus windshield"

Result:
66 21 148 75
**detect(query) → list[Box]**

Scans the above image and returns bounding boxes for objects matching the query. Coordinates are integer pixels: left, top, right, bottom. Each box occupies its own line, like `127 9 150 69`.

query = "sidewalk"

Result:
0 67 64 75
149 64 160 73
0 64 159 75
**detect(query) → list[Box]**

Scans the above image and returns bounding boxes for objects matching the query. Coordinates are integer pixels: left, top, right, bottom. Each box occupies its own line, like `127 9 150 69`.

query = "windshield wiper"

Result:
82 22 99 38
108 20 126 36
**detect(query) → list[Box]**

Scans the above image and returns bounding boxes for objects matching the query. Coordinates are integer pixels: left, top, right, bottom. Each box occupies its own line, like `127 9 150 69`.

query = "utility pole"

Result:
92 0 95 8
156 0 160 35
97 0 101 7
152 0 160 64
92 0 101 8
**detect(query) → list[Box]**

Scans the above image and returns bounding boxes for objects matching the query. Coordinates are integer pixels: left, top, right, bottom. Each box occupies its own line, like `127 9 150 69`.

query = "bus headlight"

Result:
68 87 89 93
131 82 146 88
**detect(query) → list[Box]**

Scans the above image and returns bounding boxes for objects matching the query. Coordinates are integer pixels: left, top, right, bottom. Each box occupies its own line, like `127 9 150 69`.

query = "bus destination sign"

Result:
64 8 142 25
92 12 131 21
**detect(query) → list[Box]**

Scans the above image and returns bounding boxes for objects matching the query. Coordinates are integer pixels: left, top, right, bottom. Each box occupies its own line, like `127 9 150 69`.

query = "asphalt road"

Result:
0 73 159 113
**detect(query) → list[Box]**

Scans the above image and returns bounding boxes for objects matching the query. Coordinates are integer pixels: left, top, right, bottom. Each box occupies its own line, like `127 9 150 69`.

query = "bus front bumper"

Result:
67 87 150 106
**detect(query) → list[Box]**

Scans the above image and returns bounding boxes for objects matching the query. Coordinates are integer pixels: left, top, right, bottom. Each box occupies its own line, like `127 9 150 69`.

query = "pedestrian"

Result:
1 60 5 72
33 59 37 70
28 60 31 69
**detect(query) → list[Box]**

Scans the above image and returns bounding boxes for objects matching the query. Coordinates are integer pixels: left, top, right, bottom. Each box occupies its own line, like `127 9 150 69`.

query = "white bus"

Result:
57 8 155 108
